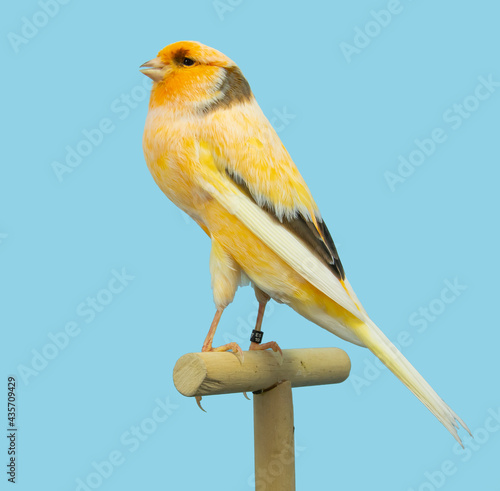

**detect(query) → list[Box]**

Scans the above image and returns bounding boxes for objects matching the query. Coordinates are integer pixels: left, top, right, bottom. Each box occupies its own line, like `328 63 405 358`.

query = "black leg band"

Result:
250 329 264 344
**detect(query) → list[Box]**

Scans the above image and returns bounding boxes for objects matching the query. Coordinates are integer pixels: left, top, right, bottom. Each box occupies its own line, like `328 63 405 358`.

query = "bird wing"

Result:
193 134 368 322
193 137 472 444
200 104 350 282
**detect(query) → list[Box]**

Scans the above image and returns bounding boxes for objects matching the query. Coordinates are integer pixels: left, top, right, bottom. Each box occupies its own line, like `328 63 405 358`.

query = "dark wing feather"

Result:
284 215 345 281
226 170 345 281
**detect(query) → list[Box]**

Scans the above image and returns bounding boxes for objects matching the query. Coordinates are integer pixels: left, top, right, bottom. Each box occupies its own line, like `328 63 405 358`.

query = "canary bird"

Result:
141 41 470 444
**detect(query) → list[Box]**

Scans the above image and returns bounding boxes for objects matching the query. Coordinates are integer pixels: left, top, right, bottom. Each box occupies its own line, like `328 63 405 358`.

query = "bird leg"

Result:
196 308 243 411
201 308 243 357
249 289 282 355
201 308 223 352
241 290 283 400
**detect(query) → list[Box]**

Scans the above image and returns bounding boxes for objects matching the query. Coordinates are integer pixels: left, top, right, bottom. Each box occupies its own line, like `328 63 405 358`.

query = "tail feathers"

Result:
356 318 471 446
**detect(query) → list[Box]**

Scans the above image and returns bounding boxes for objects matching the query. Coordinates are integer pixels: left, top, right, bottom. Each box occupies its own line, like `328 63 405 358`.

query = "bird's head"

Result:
140 41 252 112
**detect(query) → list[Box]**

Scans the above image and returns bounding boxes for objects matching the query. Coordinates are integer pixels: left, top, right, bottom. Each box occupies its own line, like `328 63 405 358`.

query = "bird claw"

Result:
243 392 250 400
204 342 244 365
232 347 245 365
249 341 283 365
195 395 207 412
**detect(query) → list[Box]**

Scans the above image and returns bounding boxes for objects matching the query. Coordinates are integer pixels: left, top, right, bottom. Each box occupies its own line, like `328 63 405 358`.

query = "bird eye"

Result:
182 57 195 66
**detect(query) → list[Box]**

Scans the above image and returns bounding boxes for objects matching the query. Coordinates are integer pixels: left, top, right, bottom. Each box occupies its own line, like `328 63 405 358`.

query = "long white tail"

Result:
355 318 471 445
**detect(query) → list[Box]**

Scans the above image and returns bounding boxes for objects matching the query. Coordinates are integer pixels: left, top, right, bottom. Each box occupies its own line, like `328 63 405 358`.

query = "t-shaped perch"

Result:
173 348 351 491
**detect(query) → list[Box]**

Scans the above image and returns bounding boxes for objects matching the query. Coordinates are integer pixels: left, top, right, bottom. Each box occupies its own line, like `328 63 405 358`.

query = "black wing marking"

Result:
226 170 345 281
284 215 345 281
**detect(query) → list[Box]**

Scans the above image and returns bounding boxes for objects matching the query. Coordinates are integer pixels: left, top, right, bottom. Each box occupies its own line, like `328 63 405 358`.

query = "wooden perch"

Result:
173 347 350 397
173 347 351 491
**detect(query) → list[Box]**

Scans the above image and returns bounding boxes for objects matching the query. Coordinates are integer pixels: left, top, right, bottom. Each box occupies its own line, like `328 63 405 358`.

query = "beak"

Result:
140 58 165 82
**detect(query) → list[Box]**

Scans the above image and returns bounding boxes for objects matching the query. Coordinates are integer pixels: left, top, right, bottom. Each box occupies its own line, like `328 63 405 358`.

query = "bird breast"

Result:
142 106 212 219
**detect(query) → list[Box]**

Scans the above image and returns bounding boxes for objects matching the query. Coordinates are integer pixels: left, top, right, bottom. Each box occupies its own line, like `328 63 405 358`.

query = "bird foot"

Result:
195 342 244 411
203 342 244 364
249 341 283 365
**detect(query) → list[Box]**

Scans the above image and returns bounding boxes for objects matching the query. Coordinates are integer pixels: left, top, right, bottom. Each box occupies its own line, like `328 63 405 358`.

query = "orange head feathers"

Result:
140 41 253 112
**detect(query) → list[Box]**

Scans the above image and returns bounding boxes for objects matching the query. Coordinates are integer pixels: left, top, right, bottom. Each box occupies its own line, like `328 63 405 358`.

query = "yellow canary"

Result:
141 41 470 444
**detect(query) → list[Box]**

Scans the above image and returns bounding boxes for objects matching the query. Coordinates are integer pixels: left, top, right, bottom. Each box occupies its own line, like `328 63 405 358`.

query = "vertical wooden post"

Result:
253 381 295 491
173 348 351 489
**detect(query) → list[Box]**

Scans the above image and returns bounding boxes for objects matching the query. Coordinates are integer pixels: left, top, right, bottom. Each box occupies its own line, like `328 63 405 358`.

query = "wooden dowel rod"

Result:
254 381 295 491
173 347 350 397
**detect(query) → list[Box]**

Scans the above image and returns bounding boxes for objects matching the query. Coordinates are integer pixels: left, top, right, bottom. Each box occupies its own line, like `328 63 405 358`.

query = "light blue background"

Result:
2 1 499 490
